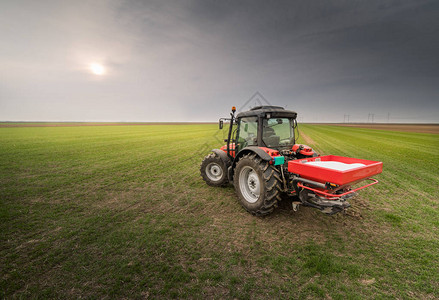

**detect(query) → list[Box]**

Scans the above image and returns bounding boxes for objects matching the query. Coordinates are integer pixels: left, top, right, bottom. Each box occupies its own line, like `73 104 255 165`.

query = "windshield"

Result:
262 118 294 148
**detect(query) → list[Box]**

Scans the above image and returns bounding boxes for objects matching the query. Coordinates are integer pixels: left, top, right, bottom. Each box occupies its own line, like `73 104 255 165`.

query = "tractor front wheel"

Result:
234 153 282 216
200 153 229 187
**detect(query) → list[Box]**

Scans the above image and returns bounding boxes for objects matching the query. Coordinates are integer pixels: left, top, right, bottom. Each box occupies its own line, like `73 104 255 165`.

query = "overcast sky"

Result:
1 0 438 123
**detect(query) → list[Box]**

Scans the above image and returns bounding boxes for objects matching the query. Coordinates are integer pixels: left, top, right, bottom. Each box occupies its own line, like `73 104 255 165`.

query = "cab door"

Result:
235 117 258 153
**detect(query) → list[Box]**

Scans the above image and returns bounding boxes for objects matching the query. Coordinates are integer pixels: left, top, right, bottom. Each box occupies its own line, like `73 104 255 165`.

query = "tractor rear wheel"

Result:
234 153 282 216
200 153 229 187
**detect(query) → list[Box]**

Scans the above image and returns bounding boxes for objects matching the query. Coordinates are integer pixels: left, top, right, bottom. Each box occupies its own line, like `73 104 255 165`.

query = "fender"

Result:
228 146 274 181
211 149 232 168
237 146 273 161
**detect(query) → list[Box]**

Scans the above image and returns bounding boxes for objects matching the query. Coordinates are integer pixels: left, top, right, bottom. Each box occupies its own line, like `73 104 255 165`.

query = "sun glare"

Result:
90 63 105 75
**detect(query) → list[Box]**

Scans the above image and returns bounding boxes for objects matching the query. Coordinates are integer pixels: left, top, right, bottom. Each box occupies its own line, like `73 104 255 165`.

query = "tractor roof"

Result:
237 105 297 119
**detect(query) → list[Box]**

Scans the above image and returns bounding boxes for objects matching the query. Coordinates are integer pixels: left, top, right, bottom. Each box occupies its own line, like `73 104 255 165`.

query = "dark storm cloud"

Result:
0 0 438 122
182 0 439 121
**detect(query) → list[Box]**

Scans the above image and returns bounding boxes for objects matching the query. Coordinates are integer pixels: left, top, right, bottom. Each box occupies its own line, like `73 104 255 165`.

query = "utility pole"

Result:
371 114 374 123
387 112 390 123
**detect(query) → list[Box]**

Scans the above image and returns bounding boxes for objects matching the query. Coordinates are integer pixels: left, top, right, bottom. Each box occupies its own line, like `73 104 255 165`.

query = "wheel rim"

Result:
205 162 223 182
239 166 260 203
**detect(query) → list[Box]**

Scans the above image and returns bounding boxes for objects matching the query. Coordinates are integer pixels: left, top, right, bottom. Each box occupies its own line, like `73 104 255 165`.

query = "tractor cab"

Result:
219 106 314 159
219 106 317 161
235 106 297 153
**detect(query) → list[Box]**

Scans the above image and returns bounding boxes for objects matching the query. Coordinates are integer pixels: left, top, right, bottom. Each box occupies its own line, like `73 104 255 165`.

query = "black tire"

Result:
233 153 282 216
200 153 229 187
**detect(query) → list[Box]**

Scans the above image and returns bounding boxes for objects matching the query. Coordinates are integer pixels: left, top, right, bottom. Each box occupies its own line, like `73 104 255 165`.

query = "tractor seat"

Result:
264 135 280 146
263 127 279 146
264 127 275 137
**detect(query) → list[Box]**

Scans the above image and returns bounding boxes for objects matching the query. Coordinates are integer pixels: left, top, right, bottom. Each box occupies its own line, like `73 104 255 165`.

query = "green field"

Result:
1 124 438 298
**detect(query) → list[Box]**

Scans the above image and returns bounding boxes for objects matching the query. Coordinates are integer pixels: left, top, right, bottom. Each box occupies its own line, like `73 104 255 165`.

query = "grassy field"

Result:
1 124 438 299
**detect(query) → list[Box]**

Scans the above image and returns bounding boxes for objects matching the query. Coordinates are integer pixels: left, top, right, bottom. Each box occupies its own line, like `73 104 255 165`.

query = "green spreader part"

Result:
273 156 285 166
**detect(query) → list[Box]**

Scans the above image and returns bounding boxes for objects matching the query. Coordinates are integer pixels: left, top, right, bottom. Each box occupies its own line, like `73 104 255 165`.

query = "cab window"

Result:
262 118 294 148
237 117 258 150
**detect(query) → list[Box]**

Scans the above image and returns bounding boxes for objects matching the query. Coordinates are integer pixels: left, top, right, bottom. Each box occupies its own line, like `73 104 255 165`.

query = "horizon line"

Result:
1 121 438 125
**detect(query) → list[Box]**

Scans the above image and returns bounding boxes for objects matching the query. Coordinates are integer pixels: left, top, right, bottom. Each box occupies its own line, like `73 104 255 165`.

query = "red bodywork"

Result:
258 147 280 157
220 143 235 157
220 144 311 158
288 155 382 186
220 144 282 158
292 144 315 156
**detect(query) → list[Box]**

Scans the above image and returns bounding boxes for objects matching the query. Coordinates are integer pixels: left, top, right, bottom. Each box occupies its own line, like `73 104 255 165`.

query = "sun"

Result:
90 63 105 75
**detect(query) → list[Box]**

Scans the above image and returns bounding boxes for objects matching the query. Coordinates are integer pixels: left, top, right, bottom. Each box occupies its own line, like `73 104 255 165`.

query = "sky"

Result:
1 0 438 123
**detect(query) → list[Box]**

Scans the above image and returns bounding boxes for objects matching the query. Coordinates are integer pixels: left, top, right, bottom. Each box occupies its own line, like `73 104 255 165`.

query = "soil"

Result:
298 131 315 145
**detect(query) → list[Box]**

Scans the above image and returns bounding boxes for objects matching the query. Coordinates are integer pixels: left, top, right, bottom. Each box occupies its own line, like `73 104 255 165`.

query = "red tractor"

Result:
200 106 382 216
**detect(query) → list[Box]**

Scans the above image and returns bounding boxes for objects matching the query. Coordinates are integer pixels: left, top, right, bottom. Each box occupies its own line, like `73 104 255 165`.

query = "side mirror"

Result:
219 120 223 129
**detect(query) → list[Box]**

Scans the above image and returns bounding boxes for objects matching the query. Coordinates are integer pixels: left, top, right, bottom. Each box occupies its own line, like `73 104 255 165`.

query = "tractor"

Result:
200 106 382 216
